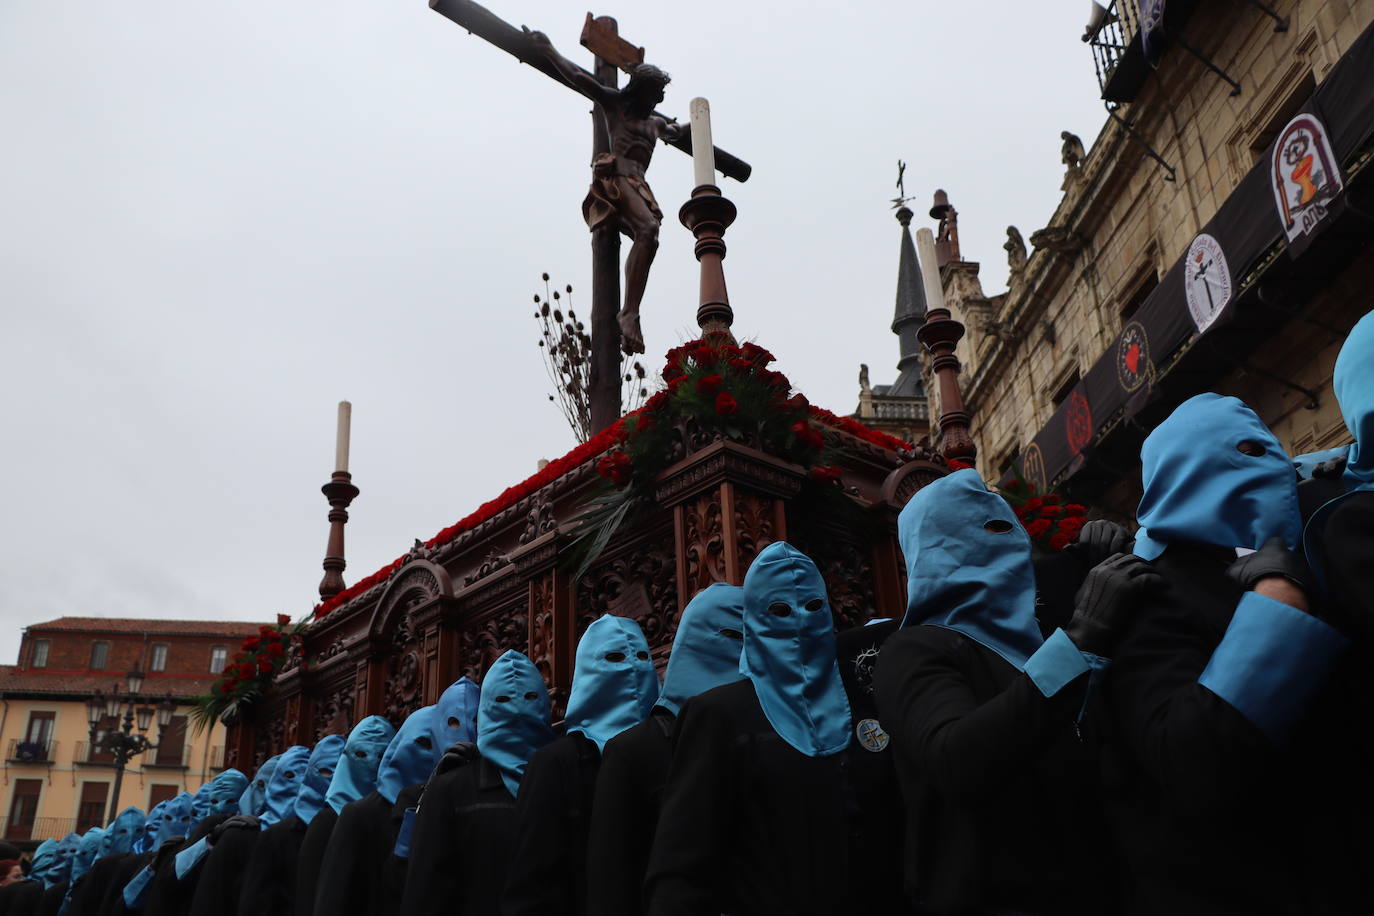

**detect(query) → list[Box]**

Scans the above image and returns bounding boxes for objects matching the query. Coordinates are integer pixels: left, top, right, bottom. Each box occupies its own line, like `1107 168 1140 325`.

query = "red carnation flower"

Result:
267 642 285 658
728 358 753 372
696 374 724 397
243 637 260 651
1064 504 1087 517
690 344 716 365
257 657 274 675
1041 505 1062 518
1025 519 1053 539
596 451 633 486
1043 493 1061 506
1058 517 1086 539
809 465 843 484
276 613 291 626
662 359 685 382
1049 531 1073 551
741 342 775 366
219 680 234 695
714 392 739 416
786 394 809 410
1025 497 1044 512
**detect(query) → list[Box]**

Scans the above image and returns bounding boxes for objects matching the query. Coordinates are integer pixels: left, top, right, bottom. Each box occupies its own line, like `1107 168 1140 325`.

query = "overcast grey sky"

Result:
0 0 1106 664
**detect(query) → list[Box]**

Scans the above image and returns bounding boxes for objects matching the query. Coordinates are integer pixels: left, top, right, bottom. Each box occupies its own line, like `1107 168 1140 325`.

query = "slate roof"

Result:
25 618 267 639
0 666 219 699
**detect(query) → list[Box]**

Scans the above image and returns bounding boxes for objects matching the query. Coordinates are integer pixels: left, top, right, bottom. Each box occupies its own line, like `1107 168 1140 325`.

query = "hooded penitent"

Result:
157 793 196 846
325 715 396 814
1135 393 1300 560
70 828 105 883
740 542 852 757
376 706 440 804
103 806 144 857
191 778 216 820
30 839 59 887
434 676 480 750
1337 311 1374 493
897 468 1045 668
207 768 249 817
476 650 555 797
52 832 81 883
564 614 660 751
657 583 746 716
260 745 311 827
293 735 346 825
134 804 165 855
239 755 281 818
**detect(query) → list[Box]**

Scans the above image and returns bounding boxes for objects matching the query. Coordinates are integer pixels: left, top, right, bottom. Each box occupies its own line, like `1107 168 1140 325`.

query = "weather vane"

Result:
891 159 918 209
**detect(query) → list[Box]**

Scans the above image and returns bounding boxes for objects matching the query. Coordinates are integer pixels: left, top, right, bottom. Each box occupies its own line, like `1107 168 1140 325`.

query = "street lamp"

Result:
85 669 175 823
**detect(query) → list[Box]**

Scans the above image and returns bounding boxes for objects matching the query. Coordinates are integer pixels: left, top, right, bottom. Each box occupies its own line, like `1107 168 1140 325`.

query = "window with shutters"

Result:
76 782 109 832
154 716 187 767
6 780 42 840
31 640 49 669
90 641 109 670
150 644 168 672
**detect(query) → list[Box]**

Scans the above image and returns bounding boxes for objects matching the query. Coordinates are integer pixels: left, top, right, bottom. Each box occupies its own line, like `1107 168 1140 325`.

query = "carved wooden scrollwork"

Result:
682 488 725 598
577 537 679 653
528 574 556 691
733 489 778 577
459 611 526 681
313 682 356 740
880 460 949 512
519 500 557 545
371 559 452 727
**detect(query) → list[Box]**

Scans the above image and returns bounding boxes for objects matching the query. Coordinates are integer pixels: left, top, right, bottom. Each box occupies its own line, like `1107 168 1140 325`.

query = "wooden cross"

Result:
430 0 751 434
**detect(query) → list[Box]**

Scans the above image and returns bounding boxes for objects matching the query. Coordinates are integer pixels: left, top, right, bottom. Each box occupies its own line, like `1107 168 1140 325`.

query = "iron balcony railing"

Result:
6 739 56 764
0 816 77 843
1085 0 1144 102
74 740 188 767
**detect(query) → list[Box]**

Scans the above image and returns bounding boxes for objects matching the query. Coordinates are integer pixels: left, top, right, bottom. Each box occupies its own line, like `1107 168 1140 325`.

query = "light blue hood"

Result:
156 793 195 846
897 469 1044 668
31 838 59 887
206 769 249 817
260 746 311 827
52 832 81 884
740 542 851 757
658 584 746 715
376 707 439 804
102 806 144 857
564 615 659 751
134 804 165 855
71 828 105 883
239 756 280 818
325 716 396 814
434 677 480 751
1135 393 1299 560
293 735 345 825
1337 310 1374 493
476 650 555 797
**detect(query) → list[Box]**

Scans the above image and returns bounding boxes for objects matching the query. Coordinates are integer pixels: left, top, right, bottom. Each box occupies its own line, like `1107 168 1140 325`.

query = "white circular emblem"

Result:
855 718 889 753
1184 233 1232 334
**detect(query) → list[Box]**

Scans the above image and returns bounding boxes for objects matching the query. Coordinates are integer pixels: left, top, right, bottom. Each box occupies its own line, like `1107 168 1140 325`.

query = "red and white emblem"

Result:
1271 114 1343 243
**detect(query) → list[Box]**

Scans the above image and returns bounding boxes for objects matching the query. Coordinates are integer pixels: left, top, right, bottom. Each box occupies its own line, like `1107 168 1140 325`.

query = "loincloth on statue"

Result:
582 152 663 237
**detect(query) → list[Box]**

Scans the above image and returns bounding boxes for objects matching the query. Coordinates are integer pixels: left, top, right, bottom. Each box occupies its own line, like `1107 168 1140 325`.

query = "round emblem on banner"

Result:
1184 233 1232 333
1066 391 1094 457
855 718 889 753
1116 321 1151 393
1021 443 1047 493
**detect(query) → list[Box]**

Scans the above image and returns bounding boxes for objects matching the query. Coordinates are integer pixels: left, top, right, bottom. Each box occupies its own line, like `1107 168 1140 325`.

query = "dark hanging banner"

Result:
1140 0 1167 69
1012 15 1374 492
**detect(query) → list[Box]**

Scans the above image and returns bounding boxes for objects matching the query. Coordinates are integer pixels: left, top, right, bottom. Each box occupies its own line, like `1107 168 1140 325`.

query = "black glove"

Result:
1065 519 1131 568
1312 454 1348 480
434 741 479 777
1064 553 1164 656
211 814 259 843
1226 536 1309 592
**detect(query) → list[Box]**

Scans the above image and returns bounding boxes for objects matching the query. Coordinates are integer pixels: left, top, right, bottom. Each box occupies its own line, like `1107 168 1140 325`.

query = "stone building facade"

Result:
0 617 265 848
921 0 1374 513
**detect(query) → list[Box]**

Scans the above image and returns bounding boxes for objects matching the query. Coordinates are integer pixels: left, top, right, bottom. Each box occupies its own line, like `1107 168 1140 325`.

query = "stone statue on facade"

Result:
1061 131 1087 172
1004 226 1028 274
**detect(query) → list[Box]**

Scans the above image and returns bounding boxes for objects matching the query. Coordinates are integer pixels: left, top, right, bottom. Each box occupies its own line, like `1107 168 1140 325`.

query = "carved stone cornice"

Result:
653 439 806 506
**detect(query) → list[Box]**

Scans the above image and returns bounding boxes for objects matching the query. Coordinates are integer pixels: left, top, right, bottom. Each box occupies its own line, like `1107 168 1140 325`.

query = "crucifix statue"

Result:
430 0 751 433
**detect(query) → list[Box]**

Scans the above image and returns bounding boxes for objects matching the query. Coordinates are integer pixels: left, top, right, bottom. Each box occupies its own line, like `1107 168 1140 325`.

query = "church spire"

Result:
892 205 927 379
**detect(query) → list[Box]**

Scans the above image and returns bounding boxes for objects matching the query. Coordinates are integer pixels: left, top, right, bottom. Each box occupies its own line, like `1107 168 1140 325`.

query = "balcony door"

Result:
5 780 42 840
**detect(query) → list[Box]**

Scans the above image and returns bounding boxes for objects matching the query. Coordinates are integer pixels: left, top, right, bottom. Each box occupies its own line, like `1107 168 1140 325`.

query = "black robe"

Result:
585 709 675 916
399 756 518 916
65 854 129 916
833 621 908 914
314 785 420 916
142 813 232 916
187 822 261 916
237 816 307 916
502 731 601 916
292 806 336 916
36 881 64 916
644 679 849 916
87 852 148 916
1102 541 1370 915
0 880 42 916
1320 490 1374 640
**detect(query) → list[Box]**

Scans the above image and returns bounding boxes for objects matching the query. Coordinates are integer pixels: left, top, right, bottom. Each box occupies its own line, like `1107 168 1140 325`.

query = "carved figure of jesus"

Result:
526 29 684 354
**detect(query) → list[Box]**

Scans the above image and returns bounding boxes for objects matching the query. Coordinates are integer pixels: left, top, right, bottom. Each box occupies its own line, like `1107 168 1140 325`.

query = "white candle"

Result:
915 228 946 312
689 97 715 188
335 400 352 474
